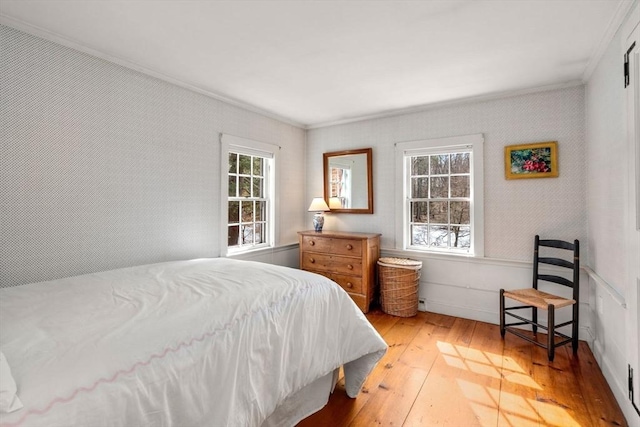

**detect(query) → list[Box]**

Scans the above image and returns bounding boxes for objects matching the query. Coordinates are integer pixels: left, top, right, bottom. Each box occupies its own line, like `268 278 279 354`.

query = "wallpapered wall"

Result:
307 85 587 262
0 25 307 287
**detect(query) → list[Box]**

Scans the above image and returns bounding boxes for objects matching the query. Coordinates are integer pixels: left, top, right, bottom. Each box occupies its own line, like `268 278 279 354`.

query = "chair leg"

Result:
499 289 505 338
547 304 555 362
532 306 538 334
572 302 579 354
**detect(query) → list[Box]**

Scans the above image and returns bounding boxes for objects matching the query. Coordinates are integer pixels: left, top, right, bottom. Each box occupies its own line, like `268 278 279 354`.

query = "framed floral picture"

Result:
504 141 558 179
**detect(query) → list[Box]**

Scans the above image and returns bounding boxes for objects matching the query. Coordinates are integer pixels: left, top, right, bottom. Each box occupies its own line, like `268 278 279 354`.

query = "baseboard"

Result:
592 338 640 426
422 298 497 326
421 297 593 345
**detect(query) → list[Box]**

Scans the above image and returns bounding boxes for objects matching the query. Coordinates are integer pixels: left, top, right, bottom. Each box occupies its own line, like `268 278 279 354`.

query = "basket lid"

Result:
377 257 422 269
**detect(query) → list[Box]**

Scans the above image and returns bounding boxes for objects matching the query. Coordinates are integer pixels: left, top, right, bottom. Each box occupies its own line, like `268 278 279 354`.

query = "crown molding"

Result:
306 81 585 130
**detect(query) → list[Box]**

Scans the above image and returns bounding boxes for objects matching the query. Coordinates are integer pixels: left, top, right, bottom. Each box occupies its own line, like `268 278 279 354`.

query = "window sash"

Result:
227 152 270 251
406 152 472 253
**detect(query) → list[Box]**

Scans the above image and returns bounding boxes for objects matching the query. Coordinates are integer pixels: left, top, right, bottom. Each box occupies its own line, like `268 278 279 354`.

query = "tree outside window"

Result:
408 151 471 252
228 152 268 250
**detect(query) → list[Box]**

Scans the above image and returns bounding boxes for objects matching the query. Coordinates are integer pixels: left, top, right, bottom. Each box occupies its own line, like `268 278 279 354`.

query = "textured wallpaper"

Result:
307 86 587 262
0 25 306 287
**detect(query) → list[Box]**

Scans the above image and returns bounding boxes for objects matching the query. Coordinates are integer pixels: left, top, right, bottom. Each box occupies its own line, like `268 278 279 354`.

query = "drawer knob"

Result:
347 264 353 270
346 282 353 288
309 240 315 246
346 244 353 250
309 257 315 263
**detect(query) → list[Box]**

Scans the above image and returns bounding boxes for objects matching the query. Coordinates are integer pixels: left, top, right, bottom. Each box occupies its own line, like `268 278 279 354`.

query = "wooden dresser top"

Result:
297 230 381 239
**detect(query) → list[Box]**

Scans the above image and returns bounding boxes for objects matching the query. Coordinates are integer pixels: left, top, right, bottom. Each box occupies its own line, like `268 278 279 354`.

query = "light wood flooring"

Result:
298 309 627 427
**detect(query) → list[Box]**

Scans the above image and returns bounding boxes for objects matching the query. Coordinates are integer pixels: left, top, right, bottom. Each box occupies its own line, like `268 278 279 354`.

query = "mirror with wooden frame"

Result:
323 148 373 214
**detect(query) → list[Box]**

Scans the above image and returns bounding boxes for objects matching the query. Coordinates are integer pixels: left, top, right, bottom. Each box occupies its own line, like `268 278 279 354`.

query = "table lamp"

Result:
308 197 330 232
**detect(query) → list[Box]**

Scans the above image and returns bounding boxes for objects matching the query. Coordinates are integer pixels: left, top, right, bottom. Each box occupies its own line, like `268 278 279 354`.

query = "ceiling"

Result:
0 1 632 128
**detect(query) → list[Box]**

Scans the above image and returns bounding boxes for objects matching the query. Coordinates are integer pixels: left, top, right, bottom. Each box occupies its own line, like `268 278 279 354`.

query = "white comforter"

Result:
0 258 387 427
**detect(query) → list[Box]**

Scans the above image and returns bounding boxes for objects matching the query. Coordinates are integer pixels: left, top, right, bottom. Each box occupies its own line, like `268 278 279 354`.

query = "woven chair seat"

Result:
503 288 575 310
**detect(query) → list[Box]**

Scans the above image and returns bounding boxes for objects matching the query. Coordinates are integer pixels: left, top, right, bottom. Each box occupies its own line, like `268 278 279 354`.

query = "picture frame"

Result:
504 141 558 179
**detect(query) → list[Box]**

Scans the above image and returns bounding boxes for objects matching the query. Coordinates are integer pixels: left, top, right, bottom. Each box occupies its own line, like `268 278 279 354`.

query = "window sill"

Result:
226 242 298 259
226 244 272 257
384 247 478 262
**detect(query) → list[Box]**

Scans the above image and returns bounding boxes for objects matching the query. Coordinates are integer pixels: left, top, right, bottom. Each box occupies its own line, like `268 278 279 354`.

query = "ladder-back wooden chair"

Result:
500 235 580 361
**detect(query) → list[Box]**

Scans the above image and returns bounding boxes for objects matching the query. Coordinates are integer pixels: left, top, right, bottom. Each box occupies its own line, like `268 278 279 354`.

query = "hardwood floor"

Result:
298 309 627 427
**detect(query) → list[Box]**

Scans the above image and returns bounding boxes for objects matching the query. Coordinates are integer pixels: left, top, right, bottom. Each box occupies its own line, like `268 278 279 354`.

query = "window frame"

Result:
220 134 278 256
395 134 484 257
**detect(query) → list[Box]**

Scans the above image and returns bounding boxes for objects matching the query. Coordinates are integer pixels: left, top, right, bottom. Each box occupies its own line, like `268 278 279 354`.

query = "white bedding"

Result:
0 258 387 427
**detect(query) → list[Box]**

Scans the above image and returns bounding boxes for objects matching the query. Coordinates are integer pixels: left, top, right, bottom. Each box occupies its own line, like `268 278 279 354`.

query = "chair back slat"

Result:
538 257 574 270
539 239 575 250
538 274 574 288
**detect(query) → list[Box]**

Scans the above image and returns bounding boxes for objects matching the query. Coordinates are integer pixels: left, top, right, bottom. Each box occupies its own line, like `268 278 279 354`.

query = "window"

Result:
221 135 277 255
329 161 351 208
395 134 484 256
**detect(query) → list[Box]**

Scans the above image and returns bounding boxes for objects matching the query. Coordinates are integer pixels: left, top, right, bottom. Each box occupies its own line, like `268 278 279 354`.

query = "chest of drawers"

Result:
298 230 381 313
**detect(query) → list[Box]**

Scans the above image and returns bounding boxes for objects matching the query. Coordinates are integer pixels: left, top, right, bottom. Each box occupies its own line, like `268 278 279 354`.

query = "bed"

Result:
0 258 387 427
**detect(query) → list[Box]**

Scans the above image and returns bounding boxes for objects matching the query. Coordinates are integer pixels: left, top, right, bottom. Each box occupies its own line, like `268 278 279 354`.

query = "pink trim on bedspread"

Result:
1 282 315 427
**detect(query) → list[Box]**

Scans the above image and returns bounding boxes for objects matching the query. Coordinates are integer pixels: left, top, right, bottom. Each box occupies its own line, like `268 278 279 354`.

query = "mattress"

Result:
0 258 387 427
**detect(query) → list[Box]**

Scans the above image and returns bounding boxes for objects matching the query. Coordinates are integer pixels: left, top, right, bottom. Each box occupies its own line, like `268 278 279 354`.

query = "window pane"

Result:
451 226 471 249
411 177 429 198
239 176 251 197
242 224 254 244
429 201 448 223
255 223 265 244
411 201 428 223
430 155 449 175
241 201 254 222
239 155 251 175
253 158 263 176
330 182 339 198
228 153 237 173
228 176 237 197
411 224 429 246
256 201 266 221
450 201 470 224
412 156 429 175
331 168 345 183
451 153 470 173
228 201 239 223
429 226 449 248
450 176 469 197
228 225 240 247
430 176 449 198
252 177 263 198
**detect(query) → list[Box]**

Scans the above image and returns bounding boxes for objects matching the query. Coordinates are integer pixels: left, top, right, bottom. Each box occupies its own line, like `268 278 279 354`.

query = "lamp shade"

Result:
308 197 330 212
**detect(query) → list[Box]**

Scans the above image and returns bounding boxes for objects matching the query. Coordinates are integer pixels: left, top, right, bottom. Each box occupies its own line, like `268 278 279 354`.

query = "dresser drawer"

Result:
301 252 363 276
331 238 362 256
330 273 363 294
301 235 332 253
301 235 363 257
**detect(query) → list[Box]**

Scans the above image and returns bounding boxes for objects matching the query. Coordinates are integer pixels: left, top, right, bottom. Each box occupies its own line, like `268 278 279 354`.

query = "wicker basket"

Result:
377 257 422 317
